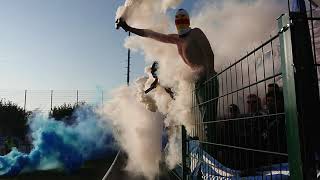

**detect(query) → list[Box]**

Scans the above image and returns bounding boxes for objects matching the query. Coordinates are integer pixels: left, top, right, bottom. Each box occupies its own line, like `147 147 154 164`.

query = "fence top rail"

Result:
201 33 280 87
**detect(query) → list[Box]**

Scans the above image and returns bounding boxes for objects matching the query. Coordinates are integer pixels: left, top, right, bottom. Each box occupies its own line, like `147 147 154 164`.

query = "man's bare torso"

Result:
175 28 215 77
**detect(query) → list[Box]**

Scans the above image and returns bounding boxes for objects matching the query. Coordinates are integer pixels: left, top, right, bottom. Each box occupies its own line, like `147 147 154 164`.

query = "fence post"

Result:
289 10 320 178
50 90 53 111
278 13 304 180
181 125 187 180
102 91 104 105
279 12 320 179
24 90 27 112
76 90 79 106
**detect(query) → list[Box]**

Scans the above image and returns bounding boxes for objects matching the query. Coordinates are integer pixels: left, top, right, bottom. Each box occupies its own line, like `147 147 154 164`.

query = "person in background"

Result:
229 104 240 119
267 83 280 94
265 90 284 114
246 94 263 115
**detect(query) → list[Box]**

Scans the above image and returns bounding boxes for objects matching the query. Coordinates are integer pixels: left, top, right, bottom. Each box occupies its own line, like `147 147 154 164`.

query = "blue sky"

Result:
0 0 195 92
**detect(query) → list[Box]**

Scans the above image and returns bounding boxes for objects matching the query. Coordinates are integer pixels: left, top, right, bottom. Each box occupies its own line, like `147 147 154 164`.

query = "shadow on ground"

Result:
0 153 179 180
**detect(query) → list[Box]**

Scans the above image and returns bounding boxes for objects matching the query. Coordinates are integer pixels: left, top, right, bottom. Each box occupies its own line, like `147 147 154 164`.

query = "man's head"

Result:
229 104 240 118
266 91 284 113
267 83 280 93
175 9 191 36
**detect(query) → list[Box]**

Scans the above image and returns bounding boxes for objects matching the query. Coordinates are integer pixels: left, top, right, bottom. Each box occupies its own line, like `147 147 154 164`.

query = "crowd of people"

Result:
203 82 287 170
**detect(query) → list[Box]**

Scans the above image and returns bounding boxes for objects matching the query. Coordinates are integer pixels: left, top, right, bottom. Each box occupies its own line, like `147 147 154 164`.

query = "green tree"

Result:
0 100 29 139
49 102 85 124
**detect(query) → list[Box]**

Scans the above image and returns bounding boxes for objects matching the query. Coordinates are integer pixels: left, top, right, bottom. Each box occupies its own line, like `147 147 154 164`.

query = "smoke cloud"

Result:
0 106 115 176
109 0 287 179
191 0 286 113
100 84 164 180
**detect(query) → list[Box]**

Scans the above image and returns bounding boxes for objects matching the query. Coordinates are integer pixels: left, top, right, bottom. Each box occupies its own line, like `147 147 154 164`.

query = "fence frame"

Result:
278 13 304 180
177 11 320 179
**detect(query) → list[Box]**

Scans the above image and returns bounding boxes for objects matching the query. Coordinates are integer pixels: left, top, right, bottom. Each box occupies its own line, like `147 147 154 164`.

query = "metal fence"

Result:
307 1 320 95
0 89 109 155
174 6 320 180
0 90 108 113
187 24 287 179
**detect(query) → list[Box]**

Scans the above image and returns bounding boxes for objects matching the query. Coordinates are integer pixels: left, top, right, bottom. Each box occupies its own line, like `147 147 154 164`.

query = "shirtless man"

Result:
117 9 218 143
117 9 214 77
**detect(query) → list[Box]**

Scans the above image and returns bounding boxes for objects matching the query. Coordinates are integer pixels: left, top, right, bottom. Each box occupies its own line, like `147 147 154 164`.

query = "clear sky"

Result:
0 0 195 92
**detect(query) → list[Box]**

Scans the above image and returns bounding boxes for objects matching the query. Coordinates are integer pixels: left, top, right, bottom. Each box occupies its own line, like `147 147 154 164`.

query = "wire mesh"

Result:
307 1 320 96
188 33 288 179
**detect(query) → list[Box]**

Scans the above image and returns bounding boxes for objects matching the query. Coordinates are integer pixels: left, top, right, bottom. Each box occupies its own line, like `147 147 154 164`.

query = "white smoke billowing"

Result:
191 0 287 69
100 84 164 180
104 0 288 179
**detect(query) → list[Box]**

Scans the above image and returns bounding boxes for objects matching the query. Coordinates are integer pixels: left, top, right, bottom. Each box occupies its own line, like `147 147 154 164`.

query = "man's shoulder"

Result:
190 28 207 38
191 28 204 33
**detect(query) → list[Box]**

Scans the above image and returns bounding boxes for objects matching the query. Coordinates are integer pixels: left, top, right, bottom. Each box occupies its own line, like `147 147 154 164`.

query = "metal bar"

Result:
101 91 104 105
200 34 280 85
241 60 246 114
309 0 317 65
192 113 285 124
169 170 183 180
24 90 27 111
198 141 288 156
127 32 131 86
307 17 320 20
278 13 304 180
76 90 79 106
51 90 53 111
197 73 282 107
291 9 320 179
181 125 187 180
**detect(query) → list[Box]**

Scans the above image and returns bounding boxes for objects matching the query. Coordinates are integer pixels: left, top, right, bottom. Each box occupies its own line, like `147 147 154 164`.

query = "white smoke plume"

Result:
191 0 287 114
105 0 288 179
191 0 287 69
101 84 164 180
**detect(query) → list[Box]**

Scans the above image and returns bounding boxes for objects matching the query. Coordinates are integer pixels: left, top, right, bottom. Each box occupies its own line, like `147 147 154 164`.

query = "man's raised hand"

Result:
115 18 130 32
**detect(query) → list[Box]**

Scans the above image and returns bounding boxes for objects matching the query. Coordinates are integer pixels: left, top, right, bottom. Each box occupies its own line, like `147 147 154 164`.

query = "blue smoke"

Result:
0 106 116 176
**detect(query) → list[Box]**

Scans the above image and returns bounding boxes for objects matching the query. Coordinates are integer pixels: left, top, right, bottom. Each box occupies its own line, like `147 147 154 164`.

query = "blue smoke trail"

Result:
0 106 116 176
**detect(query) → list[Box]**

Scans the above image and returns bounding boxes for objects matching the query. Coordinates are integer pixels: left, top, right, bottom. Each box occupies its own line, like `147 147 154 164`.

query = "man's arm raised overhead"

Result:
117 18 180 44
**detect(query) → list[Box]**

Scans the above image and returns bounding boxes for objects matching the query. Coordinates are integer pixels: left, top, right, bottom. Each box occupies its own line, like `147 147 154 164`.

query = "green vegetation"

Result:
49 102 85 124
0 100 29 139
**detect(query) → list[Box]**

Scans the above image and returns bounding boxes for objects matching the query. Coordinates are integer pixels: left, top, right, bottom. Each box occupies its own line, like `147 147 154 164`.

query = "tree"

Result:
0 100 29 139
49 102 85 125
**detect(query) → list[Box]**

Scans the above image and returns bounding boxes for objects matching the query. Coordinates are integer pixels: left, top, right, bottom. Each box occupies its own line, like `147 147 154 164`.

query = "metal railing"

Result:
0 90 108 113
307 1 320 95
186 24 288 179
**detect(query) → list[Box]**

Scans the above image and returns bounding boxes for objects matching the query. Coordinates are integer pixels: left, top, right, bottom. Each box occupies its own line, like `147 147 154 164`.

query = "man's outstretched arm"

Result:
117 18 180 44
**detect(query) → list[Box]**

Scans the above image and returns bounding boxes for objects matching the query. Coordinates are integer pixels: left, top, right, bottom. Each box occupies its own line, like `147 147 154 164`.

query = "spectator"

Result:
229 104 240 119
267 83 280 94
266 90 284 114
245 94 264 163
246 94 263 115
263 89 286 155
